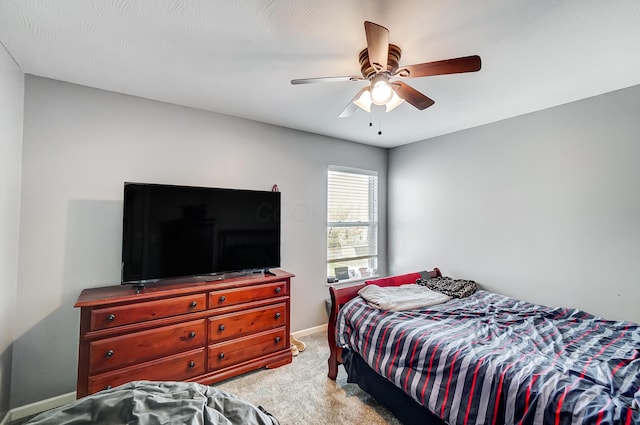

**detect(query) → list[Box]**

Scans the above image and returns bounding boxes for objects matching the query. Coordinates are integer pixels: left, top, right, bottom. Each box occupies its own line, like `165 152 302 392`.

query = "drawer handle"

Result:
188 361 196 368
106 314 116 322
274 312 281 319
219 353 225 359
219 296 226 303
189 301 198 308
188 331 197 338
275 336 281 343
275 287 282 294
218 324 225 331
105 350 114 358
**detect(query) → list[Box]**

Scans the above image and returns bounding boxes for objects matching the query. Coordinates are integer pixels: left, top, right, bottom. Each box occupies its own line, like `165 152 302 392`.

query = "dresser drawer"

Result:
89 319 206 373
88 348 205 394
209 303 286 343
209 281 287 309
208 327 287 371
90 293 207 331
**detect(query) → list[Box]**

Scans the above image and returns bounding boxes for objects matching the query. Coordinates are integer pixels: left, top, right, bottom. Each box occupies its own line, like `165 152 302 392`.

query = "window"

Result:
327 167 378 282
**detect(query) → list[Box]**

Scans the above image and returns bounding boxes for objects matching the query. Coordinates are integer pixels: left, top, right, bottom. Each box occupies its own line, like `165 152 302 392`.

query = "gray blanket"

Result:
26 381 279 425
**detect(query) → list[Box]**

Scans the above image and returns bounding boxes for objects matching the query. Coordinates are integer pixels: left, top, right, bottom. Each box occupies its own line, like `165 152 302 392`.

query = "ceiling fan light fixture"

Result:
353 88 372 112
352 84 404 114
370 75 393 105
385 89 404 112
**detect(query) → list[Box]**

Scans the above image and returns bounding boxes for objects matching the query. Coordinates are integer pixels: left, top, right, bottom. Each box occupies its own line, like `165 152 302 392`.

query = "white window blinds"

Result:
327 168 378 281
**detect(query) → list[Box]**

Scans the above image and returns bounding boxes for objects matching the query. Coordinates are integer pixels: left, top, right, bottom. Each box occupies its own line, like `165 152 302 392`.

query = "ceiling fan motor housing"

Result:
359 44 401 79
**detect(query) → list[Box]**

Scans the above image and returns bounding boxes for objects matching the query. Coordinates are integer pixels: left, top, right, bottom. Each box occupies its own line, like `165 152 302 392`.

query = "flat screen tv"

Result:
121 182 280 285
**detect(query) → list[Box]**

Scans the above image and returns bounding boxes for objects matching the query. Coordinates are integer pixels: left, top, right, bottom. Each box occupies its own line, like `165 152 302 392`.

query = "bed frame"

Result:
326 267 442 380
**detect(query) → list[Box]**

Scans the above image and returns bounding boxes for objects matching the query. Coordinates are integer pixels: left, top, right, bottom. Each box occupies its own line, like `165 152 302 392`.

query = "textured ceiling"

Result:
1 0 639 148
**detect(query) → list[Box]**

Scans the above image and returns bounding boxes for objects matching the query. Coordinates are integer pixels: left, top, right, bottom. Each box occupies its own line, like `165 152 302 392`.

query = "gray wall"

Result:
9 70 640 411
11 75 388 407
388 84 640 324
0 44 24 419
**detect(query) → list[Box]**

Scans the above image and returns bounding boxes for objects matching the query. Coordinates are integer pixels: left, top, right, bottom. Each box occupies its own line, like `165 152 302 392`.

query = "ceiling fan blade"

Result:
291 76 363 85
339 100 360 118
364 21 389 73
339 87 369 118
396 55 481 78
392 81 434 110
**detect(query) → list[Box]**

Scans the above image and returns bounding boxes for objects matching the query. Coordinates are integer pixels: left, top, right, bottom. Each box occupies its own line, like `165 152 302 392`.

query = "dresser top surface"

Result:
75 269 294 307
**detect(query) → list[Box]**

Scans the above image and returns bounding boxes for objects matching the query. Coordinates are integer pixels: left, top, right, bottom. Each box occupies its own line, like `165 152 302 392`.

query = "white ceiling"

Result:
1 0 639 148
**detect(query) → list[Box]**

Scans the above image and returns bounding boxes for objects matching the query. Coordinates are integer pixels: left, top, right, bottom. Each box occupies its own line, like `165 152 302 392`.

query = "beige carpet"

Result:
216 330 401 425
12 331 400 425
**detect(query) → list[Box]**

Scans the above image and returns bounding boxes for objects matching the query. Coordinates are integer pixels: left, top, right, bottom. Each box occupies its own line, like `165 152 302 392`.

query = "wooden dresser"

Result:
74 269 293 398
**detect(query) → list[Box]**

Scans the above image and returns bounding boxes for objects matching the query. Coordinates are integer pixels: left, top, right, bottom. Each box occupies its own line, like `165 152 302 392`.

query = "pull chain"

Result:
366 106 383 135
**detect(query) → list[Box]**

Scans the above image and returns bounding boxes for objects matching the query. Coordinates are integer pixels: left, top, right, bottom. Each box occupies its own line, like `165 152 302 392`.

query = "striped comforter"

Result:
336 290 640 425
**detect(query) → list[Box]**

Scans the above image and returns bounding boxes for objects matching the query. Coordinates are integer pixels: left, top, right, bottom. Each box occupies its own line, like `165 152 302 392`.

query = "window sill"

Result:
325 275 379 287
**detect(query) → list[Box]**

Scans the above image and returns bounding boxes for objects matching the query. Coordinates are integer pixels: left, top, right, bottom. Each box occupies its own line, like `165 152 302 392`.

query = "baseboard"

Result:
291 323 326 338
9 391 76 421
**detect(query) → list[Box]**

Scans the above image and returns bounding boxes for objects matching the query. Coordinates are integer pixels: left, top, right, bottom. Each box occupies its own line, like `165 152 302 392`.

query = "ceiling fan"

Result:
291 21 481 118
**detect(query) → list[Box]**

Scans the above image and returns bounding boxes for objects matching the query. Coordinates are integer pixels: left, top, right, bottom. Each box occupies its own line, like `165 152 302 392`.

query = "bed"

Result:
327 269 640 425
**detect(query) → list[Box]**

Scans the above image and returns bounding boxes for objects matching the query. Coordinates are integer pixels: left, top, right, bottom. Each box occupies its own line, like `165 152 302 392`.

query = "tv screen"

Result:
121 182 281 284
